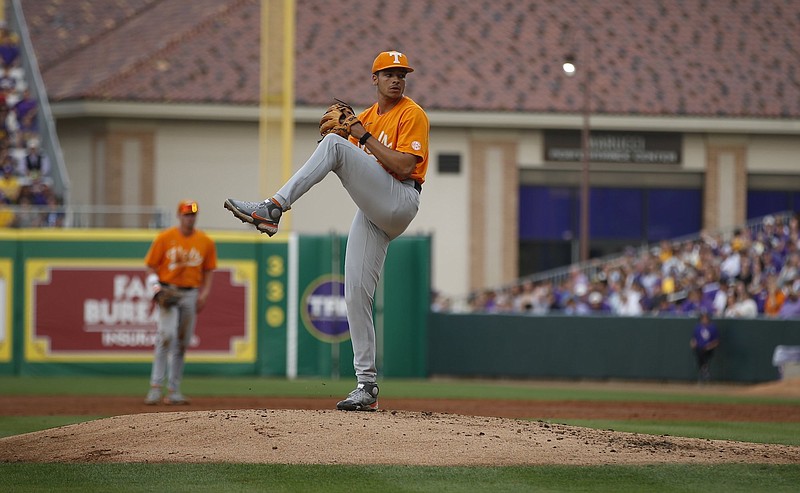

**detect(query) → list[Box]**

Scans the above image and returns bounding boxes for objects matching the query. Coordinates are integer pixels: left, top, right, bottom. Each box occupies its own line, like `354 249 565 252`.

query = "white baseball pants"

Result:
149 289 198 392
276 134 420 383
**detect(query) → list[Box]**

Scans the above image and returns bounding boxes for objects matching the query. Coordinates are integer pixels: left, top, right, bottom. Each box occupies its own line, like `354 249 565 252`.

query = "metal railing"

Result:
469 210 797 301
0 204 170 229
8 0 71 203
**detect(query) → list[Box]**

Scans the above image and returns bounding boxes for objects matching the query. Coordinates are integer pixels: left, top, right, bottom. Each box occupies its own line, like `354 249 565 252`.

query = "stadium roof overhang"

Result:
50 100 800 135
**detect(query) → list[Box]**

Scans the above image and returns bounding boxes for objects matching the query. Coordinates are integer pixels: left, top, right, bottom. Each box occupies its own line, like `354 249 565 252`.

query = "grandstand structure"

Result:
6 0 800 302
452 209 799 316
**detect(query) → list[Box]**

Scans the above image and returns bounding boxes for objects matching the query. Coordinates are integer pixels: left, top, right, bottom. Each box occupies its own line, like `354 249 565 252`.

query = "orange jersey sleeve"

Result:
351 96 430 184
145 227 217 288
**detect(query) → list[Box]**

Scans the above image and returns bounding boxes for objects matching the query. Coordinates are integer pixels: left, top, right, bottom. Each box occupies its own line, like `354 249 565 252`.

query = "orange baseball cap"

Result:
371 51 414 74
177 199 199 215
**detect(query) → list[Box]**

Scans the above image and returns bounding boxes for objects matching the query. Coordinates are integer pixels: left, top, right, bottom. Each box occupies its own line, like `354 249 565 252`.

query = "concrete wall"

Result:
429 313 800 383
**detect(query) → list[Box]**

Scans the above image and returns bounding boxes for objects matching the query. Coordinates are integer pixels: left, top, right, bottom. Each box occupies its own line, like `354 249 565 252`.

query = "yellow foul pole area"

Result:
259 0 295 230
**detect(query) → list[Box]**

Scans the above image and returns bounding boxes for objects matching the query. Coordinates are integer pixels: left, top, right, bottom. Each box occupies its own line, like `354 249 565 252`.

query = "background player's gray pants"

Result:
276 134 420 384
149 289 198 392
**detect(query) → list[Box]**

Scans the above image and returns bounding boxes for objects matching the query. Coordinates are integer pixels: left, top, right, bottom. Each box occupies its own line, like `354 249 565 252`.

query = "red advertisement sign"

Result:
30 265 251 359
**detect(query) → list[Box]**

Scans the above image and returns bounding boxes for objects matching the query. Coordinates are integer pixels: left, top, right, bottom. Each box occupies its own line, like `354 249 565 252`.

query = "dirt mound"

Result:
2 409 799 466
738 378 800 398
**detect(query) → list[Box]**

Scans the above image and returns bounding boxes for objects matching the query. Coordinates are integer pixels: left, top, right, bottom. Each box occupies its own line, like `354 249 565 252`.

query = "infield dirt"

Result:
1 379 799 466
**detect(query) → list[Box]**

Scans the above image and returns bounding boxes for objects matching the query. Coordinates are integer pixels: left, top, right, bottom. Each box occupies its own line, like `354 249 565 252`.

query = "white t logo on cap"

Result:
388 51 404 63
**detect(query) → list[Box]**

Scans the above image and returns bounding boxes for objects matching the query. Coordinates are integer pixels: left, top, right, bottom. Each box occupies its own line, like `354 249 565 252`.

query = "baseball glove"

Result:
319 99 360 139
154 287 182 308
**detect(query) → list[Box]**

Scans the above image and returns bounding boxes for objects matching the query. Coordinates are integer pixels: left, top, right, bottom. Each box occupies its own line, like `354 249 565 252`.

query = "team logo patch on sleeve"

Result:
412 141 421 151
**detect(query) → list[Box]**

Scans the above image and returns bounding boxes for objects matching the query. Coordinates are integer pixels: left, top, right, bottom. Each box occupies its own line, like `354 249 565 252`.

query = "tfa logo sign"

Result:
301 276 350 342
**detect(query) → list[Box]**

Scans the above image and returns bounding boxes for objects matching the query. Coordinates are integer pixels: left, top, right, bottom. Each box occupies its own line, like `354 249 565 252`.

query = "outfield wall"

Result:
2 228 795 383
0 229 431 379
428 313 800 383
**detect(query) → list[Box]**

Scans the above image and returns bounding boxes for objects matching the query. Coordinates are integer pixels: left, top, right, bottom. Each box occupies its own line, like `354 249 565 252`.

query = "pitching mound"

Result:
738 378 800 398
2 409 799 466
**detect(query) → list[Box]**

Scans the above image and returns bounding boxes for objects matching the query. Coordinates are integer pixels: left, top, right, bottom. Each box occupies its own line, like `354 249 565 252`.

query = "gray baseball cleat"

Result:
164 391 189 405
224 198 282 236
336 383 379 411
144 387 162 405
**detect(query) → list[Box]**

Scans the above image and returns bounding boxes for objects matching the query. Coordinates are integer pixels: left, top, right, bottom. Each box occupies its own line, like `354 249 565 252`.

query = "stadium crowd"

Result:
0 20 62 228
435 212 800 319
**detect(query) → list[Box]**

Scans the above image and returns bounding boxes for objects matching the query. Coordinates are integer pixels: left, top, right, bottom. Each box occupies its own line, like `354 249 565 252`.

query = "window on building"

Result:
519 185 702 275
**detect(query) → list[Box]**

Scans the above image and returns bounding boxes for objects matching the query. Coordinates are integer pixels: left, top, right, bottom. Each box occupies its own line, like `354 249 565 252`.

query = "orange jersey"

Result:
764 290 786 316
145 227 217 288
351 96 429 184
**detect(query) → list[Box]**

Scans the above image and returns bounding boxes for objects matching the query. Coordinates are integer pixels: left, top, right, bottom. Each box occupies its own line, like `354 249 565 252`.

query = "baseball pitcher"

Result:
144 200 217 405
224 50 429 411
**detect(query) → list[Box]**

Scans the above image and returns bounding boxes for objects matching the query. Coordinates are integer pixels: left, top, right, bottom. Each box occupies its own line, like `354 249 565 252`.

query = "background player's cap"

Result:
372 51 414 74
177 199 199 215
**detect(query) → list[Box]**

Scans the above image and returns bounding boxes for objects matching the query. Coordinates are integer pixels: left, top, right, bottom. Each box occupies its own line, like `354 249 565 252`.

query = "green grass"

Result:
553 419 800 446
0 416 105 438
2 376 799 492
1 463 799 493
2 376 798 405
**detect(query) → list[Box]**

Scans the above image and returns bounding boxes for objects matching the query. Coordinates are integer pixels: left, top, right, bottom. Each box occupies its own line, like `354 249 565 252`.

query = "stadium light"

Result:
562 56 576 77
563 53 591 263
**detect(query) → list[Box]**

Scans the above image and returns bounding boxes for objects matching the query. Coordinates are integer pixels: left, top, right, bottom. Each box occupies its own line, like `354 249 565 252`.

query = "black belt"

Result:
160 283 195 291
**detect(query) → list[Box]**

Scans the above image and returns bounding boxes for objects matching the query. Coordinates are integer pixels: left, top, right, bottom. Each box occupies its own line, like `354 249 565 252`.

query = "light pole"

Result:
563 55 591 263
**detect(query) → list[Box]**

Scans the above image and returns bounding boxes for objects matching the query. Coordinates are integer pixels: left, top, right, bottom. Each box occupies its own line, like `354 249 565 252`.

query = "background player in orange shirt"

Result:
225 50 429 411
144 199 217 405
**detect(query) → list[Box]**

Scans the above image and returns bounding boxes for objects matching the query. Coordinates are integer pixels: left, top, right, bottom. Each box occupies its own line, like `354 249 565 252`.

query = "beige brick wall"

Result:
469 140 518 293
92 130 155 228
704 144 746 231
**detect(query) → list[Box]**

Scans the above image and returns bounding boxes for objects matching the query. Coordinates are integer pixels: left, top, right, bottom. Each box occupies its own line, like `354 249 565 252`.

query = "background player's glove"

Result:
319 99 359 139
154 287 182 308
